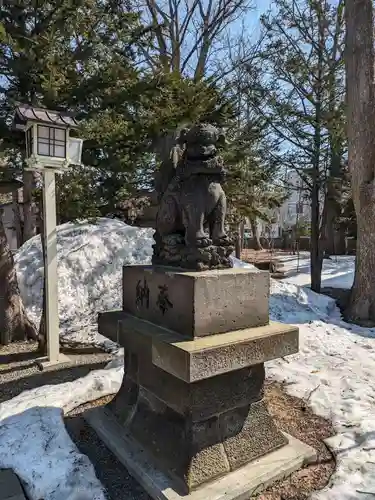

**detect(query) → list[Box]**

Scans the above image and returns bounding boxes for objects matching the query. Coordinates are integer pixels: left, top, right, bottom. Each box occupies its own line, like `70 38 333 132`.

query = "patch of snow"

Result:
15 218 154 349
268 279 375 500
279 253 355 289
270 279 337 322
0 355 123 500
230 255 258 270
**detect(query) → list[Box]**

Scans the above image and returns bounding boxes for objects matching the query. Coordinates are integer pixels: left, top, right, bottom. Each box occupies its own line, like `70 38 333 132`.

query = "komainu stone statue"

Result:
152 123 234 270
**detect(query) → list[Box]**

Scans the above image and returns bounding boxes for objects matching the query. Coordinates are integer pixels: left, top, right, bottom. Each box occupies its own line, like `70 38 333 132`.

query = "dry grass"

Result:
256 381 335 499
241 249 289 264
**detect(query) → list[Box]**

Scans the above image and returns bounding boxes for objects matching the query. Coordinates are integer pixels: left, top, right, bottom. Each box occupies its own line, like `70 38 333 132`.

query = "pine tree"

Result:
0 0 145 221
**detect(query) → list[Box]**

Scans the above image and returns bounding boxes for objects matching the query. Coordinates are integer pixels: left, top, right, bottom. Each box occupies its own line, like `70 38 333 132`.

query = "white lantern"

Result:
11 104 85 367
13 104 84 171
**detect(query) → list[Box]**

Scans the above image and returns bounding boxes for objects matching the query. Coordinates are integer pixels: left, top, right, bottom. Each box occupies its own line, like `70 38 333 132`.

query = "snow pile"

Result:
15 218 154 348
270 279 336 323
0 357 123 500
268 278 375 499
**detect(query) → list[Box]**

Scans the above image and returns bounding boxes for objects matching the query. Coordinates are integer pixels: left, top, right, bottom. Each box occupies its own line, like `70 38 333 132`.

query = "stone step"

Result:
115 314 298 383
98 311 298 383
98 310 127 343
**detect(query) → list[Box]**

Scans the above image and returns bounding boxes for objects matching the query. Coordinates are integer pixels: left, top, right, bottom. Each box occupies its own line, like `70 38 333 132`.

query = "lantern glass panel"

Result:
39 142 50 156
68 138 83 165
38 126 49 139
37 125 66 158
54 145 65 158
55 128 65 141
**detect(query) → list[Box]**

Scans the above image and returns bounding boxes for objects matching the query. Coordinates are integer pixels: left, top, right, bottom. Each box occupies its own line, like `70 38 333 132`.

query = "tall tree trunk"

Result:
22 171 37 243
345 0 375 323
235 232 241 259
310 8 325 293
320 191 340 259
240 220 245 251
310 174 323 292
12 190 23 249
0 210 38 345
249 216 262 250
234 221 245 259
310 105 323 291
336 226 346 255
323 179 341 256
324 134 345 256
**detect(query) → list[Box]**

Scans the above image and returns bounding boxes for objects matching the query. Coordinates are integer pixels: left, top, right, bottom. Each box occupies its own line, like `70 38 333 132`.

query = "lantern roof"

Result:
13 104 79 131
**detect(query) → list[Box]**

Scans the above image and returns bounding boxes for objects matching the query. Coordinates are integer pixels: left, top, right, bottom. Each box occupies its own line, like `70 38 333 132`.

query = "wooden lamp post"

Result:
13 104 84 366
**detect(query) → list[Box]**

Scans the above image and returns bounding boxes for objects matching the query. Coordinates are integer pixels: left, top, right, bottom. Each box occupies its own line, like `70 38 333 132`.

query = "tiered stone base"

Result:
107 351 286 492
89 265 315 498
85 409 316 500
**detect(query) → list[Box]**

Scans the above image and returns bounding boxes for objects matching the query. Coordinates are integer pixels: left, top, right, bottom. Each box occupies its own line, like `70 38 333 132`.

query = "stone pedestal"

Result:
122 266 270 337
90 265 315 499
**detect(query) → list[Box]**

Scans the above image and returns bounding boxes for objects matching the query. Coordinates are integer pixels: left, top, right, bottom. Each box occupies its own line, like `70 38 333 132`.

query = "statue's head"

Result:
176 123 226 159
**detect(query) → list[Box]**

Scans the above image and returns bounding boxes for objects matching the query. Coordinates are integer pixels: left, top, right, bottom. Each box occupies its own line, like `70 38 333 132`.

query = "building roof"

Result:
13 104 79 130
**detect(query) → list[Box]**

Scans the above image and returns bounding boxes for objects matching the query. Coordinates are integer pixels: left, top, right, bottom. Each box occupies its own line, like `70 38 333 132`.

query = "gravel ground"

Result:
0 341 112 404
257 381 335 499
66 400 151 500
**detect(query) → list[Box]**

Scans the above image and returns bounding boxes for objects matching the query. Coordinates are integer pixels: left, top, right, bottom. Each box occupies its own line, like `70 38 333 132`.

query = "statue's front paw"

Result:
213 235 233 246
196 237 212 248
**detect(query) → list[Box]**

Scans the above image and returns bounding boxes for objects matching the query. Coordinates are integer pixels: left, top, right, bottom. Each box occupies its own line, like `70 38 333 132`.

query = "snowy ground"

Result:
0 353 124 500
2 219 375 499
271 254 375 499
279 252 355 289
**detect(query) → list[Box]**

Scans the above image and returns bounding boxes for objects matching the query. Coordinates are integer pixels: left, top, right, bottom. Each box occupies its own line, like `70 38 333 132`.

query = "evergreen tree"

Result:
0 0 146 223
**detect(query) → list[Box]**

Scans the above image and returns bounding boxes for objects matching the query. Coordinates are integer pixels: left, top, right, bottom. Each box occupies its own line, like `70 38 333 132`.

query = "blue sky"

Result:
253 0 273 24
230 0 273 38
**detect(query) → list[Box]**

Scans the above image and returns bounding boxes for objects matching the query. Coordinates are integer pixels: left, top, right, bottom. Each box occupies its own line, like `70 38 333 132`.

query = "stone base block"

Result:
122 265 270 338
107 313 299 382
108 387 287 492
84 407 317 500
95 312 299 492
103 340 289 493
